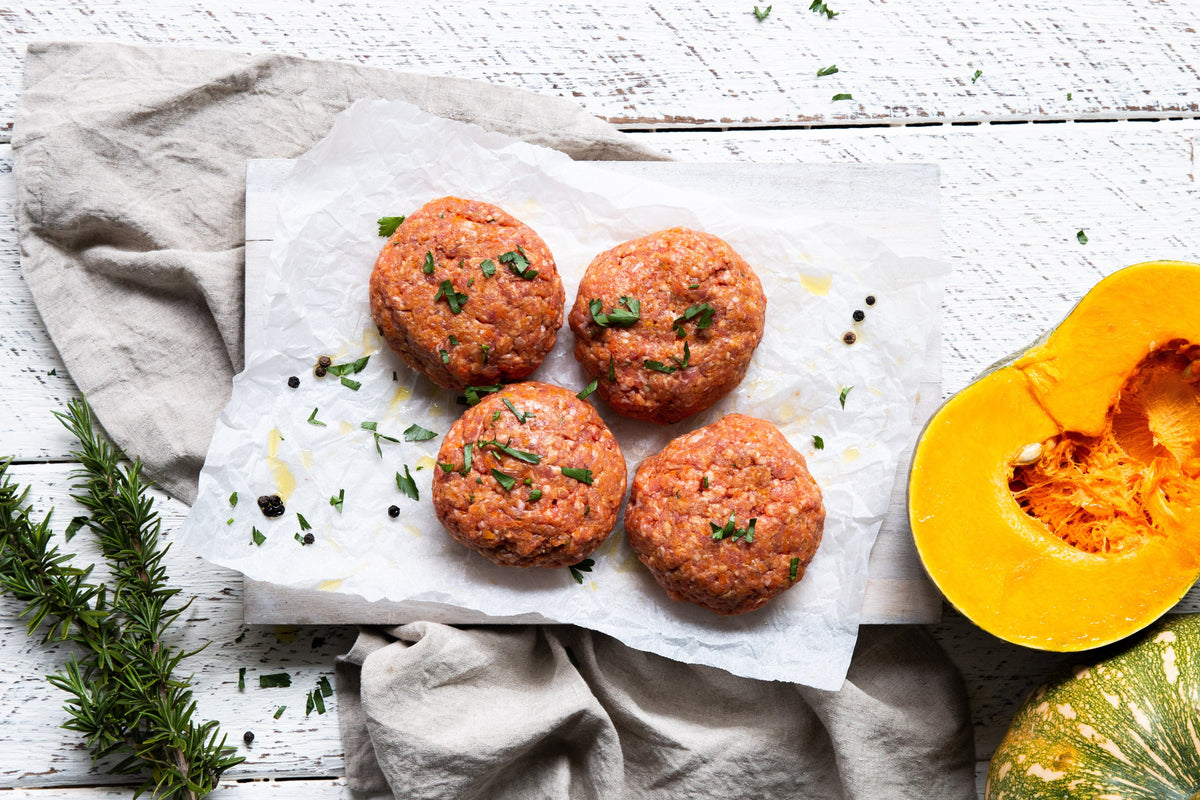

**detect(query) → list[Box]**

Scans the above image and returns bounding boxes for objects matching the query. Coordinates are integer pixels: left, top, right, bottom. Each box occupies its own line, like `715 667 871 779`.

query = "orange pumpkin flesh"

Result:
910 261 1200 651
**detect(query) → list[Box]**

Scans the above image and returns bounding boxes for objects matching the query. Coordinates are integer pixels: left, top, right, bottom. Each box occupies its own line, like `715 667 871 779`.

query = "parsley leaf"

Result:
434 280 468 313
463 384 502 405
809 0 838 18
528 488 543 502
569 558 595 584
274 706 287 719
297 513 312 531
238 667 246 690
307 407 327 427
480 259 496 277
462 442 474 474
499 247 538 280
377 216 405 237
832 93 853 102
577 379 599 400
229 491 239 507
813 435 825 450
503 398 534 424
839 386 853 408
478 438 542 464
1077 229 1089 245
817 64 839 77
422 251 436 275
403 423 438 442
251 527 266 546
491 468 517 491
341 377 361 391
672 304 714 337
326 356 370 377
395 466 419 501
789 557 801 581
561 467 594 485
646 342 690 374
971 69 983 84
329 489 345 513
259 673 291 689
710 512 756 542
753 4 772 20
589 296 641 328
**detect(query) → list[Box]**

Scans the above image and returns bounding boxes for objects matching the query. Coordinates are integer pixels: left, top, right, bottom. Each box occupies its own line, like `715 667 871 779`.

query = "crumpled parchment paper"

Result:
180 99 947 689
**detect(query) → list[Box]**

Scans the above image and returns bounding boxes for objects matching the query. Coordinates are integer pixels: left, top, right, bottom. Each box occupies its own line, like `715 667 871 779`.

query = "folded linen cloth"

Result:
12 41 975 798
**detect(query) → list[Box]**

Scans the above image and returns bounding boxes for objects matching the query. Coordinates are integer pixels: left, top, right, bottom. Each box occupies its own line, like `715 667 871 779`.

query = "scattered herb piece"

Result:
396 466 419 501
491 468 517 491
274 706 286 719
710 513 756 542
377 216 405 236
307 407 327 427
463 384 502 405
326 356 370 377
1067 91 1073 100
318 676 333 698
562 467 594 485
813 435 825 450
839 386 853 408
258 673 292 689
47 368 56 376
225 518 233 526
238 667 246 691
480 259 496 277
481 344 490 363
817 64 839 77
503 398 534 423
589 296 641 328
477 438 542 464
340 377 362 391
528 488 543 502
645 342 691 374
437 462 455 473
330 489 345 513
462 442 474 475
392 371 398 381
569 558 595 584
702 476 710 489
362 421 400 456
422 251 436 274
294 532 313 546
688 282 700 289
448 334 460 346
672 302 715 337
297 513 312 531
491 410 501 423
809 0 839 18
434 280 469 313
608 356 616 382
972 69 983 84
440 349 450 364
753 4 772 21
577 379 598 400
251 527 266 546
1077 229 1089 245
499 247 538 280
789 557 800 581
64 514 88 542
832 93 853 101
403 423 438 442
229 491 239 507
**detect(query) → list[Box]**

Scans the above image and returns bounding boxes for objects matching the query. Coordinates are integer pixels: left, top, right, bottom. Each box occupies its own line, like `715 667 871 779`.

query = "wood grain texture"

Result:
2 0 1200 141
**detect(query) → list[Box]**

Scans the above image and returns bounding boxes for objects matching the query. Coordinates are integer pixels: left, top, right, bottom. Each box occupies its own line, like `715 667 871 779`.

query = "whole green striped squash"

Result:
987 614 1200 799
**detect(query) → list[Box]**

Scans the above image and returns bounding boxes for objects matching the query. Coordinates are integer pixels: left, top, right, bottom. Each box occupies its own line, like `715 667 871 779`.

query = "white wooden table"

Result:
2 2 1199 797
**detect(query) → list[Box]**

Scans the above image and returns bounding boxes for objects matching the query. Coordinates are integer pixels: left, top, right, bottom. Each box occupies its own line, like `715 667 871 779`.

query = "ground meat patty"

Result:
370 197 564 390
624 414 824 615
432 381 627 568
568 228 766 424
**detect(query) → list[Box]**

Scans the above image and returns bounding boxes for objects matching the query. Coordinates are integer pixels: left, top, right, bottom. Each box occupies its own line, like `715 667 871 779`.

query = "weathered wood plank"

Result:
0 462 350 788
2 0 1200 140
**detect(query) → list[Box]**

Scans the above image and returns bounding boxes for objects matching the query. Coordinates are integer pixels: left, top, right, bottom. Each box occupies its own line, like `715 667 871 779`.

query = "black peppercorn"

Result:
388 505 400 518
243 731 254 744
842 331 857 345
302 532 315 545
865 295 876 306
852 309 865 322
257 495 270 509
314 366 327 378
287 376 300 388
318 355 332 368
261 495 285 518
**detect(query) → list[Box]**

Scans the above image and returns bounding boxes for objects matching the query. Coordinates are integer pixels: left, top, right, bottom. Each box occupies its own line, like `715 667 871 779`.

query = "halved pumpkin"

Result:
910 261 1200 650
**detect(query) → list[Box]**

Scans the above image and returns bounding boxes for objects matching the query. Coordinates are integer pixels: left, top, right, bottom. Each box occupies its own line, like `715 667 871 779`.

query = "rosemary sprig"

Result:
0 398 242 799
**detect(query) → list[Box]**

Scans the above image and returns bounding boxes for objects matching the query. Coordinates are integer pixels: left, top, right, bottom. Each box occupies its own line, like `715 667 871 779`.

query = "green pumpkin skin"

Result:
987 614 1200 799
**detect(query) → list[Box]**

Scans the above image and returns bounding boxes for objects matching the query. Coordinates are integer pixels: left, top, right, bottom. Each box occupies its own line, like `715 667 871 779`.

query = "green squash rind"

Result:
987 614 1200 799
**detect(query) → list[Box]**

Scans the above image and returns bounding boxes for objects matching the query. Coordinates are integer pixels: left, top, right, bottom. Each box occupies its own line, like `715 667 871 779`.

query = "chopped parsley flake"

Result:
340 377 362 391
809 0 838 18
569 558 595 584
449 334 460 346
813 435 825 450
438 462 455 473
481 344 490 364
499 247 538 280
971 69 983 84
672 302 714 337
395 466 419 501
491 468 517 491
318 676 333 697
251 527 266 546
589 296 641 328
377 216 405 237
839 385 853 408
229 491 238 507
817 64 839 77
422 251 436 275
434 280 468 314
753 4 771 20
297 513 312 531
1077 229 1089 245
326 356 370 377
238 667 246 690
462 442 474 474
710 512 756 542
307 407 327 427
259 673 292 688
492 410 501 423
832 93 853 102
463 384 503 405
478 438 542 464
561 467 594 485
503 398 534 423
577 379 598 400
789 557 801 581
440 349 450 364
362 420 399 456
330 489 345 513
403 423 438 442
645 341 691 374
274 706 287 719
528 488 543 502
702 475 710 489
480 259 496 277
608 355 616 381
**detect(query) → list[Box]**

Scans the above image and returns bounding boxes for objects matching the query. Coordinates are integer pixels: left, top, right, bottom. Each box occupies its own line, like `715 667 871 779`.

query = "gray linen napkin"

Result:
12 41 975 798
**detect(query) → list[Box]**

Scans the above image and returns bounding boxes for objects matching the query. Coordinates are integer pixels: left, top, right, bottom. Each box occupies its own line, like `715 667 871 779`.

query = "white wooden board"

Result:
3 0 1200 142
241 157 945 626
